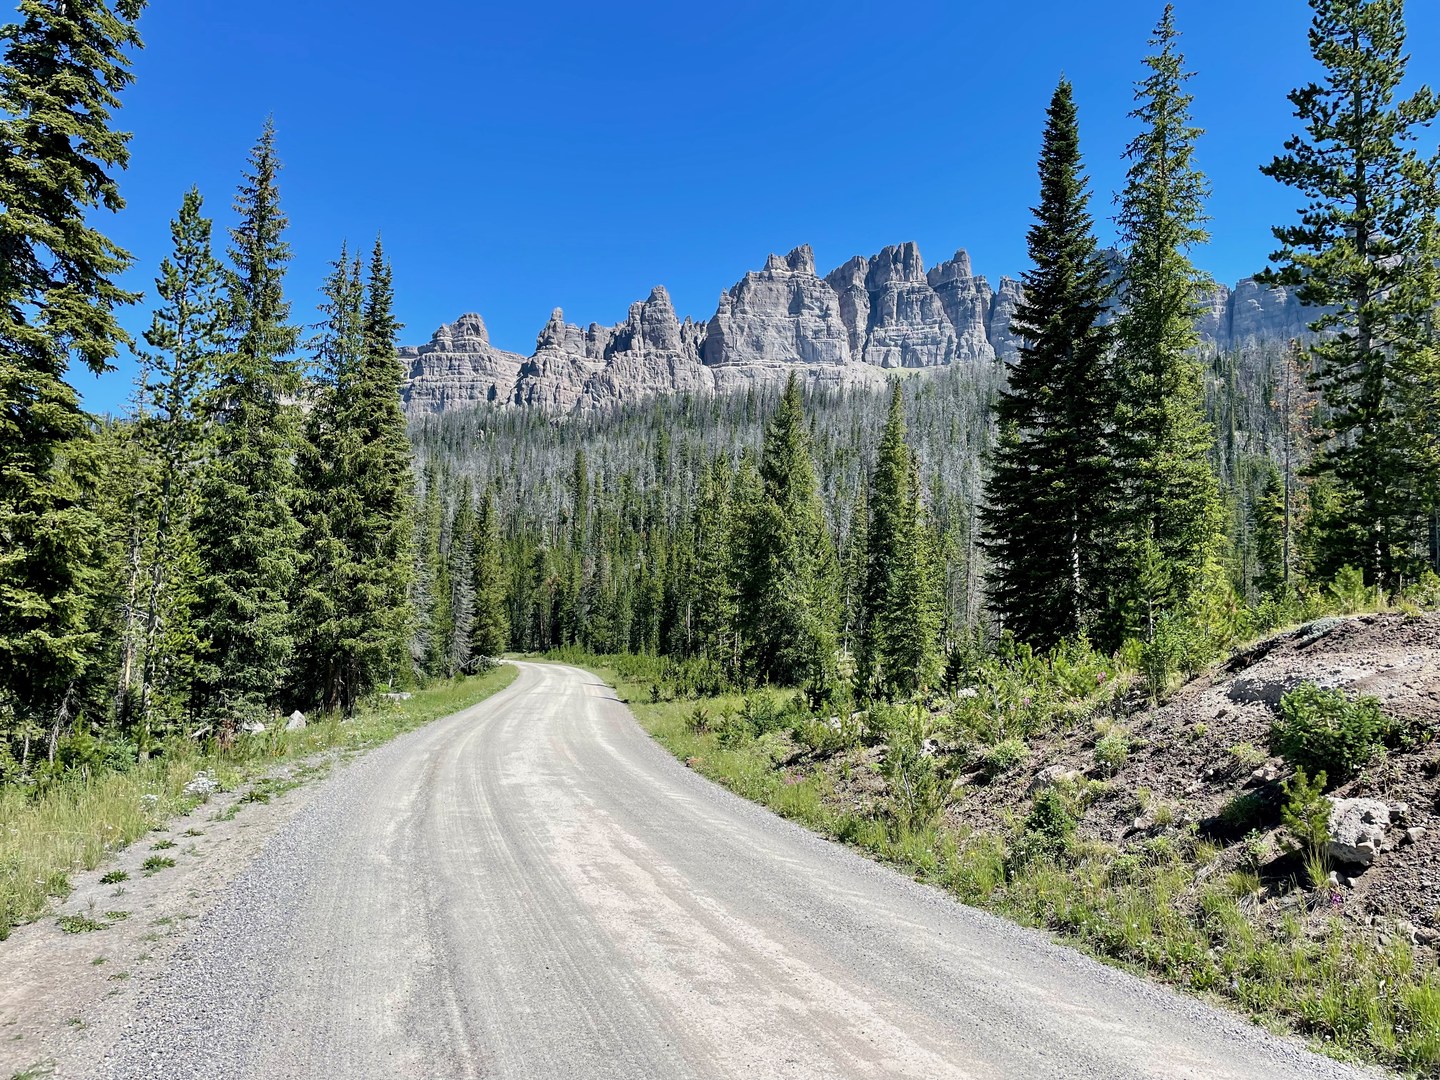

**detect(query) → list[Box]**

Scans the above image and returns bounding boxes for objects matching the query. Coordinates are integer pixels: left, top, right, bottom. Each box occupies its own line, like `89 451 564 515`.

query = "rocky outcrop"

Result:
510 309 603 412
402 243 1315 415
702 245 864 392
580 287 713 408
987 278 1027 362
926 250 996 365
400 313 526 413
861 243 958 369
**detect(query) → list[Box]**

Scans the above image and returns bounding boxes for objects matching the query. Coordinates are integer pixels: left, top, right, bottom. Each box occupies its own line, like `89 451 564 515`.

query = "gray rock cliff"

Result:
403 242 1314 415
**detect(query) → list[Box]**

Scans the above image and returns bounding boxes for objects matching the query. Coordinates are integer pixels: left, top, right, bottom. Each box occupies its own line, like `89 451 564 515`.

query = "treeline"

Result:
0 2 428 780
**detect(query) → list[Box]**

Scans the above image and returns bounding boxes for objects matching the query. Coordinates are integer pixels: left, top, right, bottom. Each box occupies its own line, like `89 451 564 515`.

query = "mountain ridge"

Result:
400 242 1310 415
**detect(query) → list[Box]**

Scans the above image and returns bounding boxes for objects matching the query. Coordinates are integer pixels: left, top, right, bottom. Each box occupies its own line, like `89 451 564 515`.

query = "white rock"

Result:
1327 797 1392 866
286 711 307 732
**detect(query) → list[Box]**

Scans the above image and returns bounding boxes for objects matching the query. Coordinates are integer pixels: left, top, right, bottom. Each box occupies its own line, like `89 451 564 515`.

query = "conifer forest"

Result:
2 0 1438 785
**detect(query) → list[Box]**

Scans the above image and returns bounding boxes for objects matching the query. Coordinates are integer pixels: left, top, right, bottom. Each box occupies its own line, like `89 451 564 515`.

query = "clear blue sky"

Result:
83 0 1440 412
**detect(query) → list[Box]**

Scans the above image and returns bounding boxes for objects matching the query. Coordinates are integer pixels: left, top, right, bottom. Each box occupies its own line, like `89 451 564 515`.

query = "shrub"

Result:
1218 792 1267 833
980 737 1030 780
1093 730 1130 774
740 691 788 737
1271 683 1389 784
881 736 952 837
1009 788 1078 868
686 705 713 736
1227 741 1267 773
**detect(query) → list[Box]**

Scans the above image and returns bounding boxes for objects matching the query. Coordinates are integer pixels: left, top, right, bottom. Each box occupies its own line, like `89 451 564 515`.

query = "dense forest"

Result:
1 0 1437 783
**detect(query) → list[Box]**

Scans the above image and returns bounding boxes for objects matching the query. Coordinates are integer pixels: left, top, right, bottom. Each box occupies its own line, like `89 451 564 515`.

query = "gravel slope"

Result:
92 663 1379 1080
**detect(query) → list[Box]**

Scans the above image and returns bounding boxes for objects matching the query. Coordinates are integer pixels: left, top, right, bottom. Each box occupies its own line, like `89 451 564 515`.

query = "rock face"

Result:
402 242 1314 415
927 250 996 365
400 313 526 413
861 243 958 369
702 245 859 392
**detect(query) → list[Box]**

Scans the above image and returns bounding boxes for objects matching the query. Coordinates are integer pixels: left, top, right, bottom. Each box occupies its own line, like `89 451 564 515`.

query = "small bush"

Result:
1218 792 1267 833
99 870 128 885
980 737 1030 780
1093 731 1130 774
1228 741 1267 773
686 705 713 735
1009 787 1078 868
141 855 175 876
1271 683 1389 784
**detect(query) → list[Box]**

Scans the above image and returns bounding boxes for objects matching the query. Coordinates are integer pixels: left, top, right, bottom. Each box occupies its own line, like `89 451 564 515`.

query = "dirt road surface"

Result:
82 662 1376 1079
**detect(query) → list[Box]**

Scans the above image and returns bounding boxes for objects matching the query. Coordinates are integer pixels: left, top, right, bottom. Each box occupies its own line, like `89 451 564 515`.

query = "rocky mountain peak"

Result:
403 240 1314 415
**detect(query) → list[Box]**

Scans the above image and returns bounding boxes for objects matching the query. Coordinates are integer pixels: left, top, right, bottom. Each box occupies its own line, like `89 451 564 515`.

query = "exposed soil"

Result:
835 613 1440 947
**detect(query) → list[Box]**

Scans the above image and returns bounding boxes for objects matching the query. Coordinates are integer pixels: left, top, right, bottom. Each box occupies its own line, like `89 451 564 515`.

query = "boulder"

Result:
1026 764 1084 797
1327 797 1392 866
286 710 307 732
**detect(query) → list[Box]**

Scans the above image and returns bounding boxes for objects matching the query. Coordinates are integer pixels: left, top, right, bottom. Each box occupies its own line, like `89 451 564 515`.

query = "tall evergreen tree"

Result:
191 121 304 726
0 0 146 772
126 188 226 740
446 483 477 676
292 247 364 711
471 489 510 659
981 79 1117 650
741 374 839 694
689 457 739 666
1262 0 1440 588
1113 6 1226 632
860 383 939 696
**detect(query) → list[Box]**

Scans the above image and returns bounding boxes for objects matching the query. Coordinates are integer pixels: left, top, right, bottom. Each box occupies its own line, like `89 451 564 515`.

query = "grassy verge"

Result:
577 657 1440 1076
0 665 517 938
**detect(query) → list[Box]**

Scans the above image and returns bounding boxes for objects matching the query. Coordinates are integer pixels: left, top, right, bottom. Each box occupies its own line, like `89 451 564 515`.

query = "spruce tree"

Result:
741 375 839 695
447 484 477 676
889 457 942 693
0 0 146 771
981 79 1117 650
127 188 226 738
690 457 739 666
470 490 510 660
1113 6 1226 630
291 248 364 711
1262 0 1440 588
191 122 303 727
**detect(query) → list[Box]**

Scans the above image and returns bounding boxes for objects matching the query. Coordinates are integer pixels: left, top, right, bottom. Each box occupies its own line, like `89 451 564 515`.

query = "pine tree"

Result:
447 484 477 676
470 489 509 660
127 188 226 740
0 0 146 772
191 121 303 727
859 383 941 696
889 457 942 693
981 79 1117 650
1113 6 1226 631
1262 0 1440 588
292 248 364 711
741 374 839 694
690 457 739 665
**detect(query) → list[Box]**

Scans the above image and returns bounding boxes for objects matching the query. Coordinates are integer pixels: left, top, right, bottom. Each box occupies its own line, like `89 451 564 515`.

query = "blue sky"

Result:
83 0 1440 412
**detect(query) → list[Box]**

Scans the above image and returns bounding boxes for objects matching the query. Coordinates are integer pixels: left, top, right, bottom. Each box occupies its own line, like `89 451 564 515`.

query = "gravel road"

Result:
93 662 1378 1080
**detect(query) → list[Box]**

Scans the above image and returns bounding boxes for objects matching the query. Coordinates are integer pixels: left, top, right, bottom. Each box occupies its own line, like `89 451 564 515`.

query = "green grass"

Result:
578 658 1440 1076
55 914 107 934
0 665 517 939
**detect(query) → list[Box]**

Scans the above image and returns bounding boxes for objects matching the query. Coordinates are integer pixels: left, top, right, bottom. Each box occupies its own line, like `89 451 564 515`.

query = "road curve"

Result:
95 662 1375 1080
